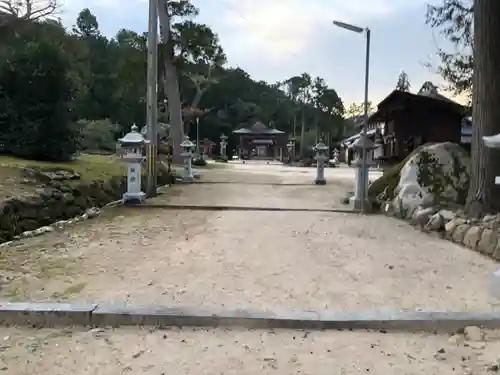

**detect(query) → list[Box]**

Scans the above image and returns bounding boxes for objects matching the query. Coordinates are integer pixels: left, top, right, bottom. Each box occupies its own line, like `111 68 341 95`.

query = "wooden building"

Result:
341 85 467 165
233 121 287 160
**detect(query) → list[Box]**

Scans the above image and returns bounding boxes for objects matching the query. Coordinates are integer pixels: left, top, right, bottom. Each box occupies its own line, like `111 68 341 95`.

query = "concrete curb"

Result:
1 302 500 333
192 181 321 186
126 203 359 214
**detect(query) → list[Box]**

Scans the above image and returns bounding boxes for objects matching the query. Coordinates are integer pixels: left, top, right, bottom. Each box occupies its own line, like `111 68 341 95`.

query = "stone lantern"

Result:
332 148 340 165
180 135 195 182
350 135 377 211
220 134 228 161
118 124 149 203
286 140 294 164
373 132 384 167
286 137 296 163
313 140 329 185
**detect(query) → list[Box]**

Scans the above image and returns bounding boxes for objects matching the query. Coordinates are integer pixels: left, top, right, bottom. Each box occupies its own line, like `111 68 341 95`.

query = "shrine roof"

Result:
232 121 285 135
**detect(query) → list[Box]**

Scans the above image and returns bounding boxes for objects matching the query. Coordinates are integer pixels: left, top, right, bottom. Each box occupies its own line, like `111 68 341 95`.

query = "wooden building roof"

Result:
368 89 466 123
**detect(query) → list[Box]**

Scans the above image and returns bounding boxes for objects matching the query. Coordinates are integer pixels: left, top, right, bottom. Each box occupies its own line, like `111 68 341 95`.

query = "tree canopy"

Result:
0 1 349 161
395 71 411 92
426 0 473 97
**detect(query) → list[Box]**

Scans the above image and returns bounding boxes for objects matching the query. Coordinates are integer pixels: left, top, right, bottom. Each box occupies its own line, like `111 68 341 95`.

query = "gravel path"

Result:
1 326 500 374
1 162 500 373
0 163 496 312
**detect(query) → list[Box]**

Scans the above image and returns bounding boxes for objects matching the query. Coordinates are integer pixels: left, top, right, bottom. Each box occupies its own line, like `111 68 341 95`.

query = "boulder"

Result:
369 142 470 214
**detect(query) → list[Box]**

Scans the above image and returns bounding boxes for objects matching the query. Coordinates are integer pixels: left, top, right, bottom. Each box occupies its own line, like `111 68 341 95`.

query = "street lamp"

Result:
333 19 372 213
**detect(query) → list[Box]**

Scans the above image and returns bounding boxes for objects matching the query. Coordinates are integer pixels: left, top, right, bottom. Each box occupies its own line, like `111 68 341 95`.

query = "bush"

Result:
78 119 122 152
192 158 207 166
0 40 78 161
0 39 78 161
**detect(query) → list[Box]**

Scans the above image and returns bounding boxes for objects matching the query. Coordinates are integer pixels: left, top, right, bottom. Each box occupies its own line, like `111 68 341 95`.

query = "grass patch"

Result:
0 154 126 182
0 154 126 200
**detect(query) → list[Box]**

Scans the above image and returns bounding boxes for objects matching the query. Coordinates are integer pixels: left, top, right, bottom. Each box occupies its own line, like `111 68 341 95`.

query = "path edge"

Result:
1 302 500 333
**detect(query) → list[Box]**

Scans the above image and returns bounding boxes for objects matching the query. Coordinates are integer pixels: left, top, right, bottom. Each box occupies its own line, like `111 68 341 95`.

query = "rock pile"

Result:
368 142 500 262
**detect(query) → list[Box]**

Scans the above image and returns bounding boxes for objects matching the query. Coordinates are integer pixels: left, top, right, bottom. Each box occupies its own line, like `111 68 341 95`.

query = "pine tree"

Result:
395 70 411 92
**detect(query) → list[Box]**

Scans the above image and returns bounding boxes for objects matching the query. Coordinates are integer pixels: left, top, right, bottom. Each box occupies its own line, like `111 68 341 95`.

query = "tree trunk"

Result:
157 0 184 164
466 0 500 215
191 88 206 109
184 88 206 135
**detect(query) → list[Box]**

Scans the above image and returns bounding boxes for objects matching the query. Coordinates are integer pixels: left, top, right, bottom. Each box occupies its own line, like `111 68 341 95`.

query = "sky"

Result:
59 0 451 105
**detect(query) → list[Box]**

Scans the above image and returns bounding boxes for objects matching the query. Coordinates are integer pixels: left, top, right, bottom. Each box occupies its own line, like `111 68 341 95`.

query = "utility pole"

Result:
196 117 200 156
146 0 158 197
300 109 305 157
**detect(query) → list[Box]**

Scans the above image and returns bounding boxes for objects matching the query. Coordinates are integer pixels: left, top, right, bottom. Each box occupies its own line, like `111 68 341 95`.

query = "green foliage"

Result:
415 151 447 198
0 1 350 165
415 146 469 205
395 70 411 92
425 0 473 96
78 119 122 152
0 34 78 161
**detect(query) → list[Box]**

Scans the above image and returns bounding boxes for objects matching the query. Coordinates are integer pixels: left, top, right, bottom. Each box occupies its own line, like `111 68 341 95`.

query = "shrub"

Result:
77 119 122 152
0 40 78 161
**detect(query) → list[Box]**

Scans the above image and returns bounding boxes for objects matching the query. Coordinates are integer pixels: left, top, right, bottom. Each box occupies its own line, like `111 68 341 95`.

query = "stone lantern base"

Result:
123 191 146 204
349 195 373 211
314 178 326 185
180 175 195 183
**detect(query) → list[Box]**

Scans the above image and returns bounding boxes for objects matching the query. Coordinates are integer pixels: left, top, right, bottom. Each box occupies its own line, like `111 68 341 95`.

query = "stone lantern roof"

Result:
118 124 146 144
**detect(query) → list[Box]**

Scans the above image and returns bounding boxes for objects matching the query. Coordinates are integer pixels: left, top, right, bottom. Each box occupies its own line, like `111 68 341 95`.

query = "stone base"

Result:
314 179 326 185
180 176 195 183
349 195 373 213
123 192 146 205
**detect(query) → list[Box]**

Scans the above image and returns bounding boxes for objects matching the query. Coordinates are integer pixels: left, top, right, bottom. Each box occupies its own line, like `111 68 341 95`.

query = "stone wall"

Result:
445 214 500 261
366 142 500 261
382 204 500 262
0 166 172 243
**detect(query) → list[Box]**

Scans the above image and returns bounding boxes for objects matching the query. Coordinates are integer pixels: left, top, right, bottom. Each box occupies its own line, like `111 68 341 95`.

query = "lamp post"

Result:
333 20 371 213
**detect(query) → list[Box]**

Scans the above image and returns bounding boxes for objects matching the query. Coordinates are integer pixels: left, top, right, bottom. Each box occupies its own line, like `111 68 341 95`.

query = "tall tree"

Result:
157 0 225 162
395 70 411 91
71 8 115 120
0 0 60 23
466 0 500 214
426 0 473 97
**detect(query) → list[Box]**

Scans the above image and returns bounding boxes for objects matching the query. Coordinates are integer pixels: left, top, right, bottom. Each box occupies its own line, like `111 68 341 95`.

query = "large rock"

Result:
369 143 470 214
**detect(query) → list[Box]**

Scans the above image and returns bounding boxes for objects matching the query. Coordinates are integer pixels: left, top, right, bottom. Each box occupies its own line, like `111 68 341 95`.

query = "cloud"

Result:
217 0 426 62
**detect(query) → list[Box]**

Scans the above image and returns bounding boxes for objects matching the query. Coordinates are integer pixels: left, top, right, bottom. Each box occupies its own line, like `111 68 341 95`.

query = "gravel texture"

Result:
1 162 500 373
1 326 500 374
0 162 497 312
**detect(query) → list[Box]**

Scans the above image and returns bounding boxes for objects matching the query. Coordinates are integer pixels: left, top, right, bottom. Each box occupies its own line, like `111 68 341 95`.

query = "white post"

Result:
127 163 142 196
